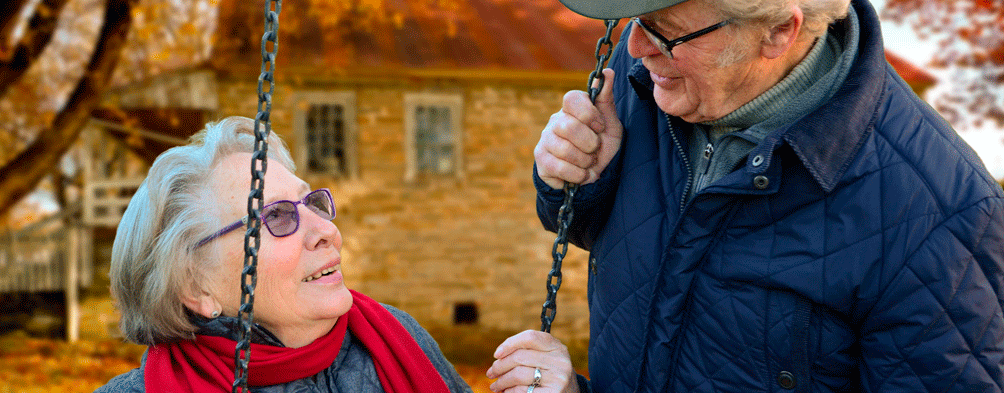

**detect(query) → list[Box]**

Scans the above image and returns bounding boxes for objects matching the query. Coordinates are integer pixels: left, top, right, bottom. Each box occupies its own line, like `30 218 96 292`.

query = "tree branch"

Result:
0 0 137 217
0 0 32 51
0 0 71 97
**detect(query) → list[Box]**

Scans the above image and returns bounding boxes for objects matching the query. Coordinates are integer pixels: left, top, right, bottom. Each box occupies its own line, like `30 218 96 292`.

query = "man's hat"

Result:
558 0 693 19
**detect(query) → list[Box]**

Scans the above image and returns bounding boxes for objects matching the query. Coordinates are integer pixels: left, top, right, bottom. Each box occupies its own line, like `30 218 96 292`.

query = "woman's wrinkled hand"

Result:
485 330 580 393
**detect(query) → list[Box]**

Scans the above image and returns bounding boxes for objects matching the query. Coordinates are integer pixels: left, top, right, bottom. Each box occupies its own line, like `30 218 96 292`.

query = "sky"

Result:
871 0 1004 180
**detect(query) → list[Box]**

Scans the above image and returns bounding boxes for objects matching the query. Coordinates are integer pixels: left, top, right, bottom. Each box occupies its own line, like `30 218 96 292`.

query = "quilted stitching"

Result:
534 1 1004 391
538 5 1004 393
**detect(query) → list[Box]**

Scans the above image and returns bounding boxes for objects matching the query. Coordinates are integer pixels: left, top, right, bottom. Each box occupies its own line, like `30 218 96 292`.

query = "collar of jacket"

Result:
627 0 886 193
191 313 286 347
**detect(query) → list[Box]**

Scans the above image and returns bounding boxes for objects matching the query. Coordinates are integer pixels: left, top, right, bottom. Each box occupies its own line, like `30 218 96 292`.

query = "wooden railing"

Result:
0 204 89 293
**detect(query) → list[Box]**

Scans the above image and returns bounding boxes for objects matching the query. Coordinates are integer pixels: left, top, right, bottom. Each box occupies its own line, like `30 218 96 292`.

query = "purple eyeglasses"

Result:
194 188 335 248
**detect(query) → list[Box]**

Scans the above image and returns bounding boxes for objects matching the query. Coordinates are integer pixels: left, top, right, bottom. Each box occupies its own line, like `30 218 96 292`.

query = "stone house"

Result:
3 0 938 351
92 0 621 347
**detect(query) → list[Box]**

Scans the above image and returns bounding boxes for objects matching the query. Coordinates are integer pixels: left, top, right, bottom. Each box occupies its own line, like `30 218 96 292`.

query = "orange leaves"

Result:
114 0 216 84
882 0 1004 128
0 333 146 392
974 0 995 10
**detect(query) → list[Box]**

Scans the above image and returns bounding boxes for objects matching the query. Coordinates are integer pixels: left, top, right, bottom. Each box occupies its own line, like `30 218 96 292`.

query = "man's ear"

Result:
181 288 221 318
761 5 804 59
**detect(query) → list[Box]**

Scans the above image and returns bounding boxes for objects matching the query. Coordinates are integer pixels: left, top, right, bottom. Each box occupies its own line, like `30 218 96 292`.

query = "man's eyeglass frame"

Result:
194 188 335 249
632 17 732 59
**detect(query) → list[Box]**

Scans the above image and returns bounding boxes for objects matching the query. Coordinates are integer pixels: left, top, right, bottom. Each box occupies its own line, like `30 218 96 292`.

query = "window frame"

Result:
292 91 359 179
403 92 464 182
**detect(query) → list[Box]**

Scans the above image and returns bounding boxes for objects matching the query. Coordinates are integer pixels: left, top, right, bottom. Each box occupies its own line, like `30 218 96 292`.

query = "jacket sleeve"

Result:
383 305 473 393
534 159 621 251
859 197 1004 391
575 373 592 393
93 351 146 392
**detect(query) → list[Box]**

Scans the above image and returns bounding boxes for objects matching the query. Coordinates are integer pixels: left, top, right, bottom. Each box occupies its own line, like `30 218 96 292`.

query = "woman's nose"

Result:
301 206 341 251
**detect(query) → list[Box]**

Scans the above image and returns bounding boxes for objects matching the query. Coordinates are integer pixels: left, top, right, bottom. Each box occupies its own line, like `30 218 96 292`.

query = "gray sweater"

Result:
685 6 860 201
94 305 473 393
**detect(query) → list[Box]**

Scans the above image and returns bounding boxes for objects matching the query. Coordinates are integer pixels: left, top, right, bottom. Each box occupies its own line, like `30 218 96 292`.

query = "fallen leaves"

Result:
0 332 145 392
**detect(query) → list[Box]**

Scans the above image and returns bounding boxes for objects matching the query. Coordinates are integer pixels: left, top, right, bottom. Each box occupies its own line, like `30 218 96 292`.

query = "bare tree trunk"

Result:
0 0 137 218
0 0 71 97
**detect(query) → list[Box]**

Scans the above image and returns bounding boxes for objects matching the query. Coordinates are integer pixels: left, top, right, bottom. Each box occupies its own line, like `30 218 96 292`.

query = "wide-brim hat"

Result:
558 0 692 19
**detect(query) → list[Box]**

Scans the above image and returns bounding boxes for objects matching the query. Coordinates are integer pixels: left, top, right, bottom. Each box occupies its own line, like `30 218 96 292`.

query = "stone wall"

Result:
215 75 593 344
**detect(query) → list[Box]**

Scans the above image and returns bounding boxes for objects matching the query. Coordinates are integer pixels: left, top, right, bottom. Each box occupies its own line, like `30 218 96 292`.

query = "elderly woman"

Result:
488 0 1004 392
96 116 472 392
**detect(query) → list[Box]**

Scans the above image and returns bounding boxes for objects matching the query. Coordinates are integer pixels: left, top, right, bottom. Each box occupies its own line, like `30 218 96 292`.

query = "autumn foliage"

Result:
882 0 1004 127
0 334 145 392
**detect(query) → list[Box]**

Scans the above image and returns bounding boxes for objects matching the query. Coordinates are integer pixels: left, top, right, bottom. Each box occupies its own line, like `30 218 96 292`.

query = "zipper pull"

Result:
703 143 714 159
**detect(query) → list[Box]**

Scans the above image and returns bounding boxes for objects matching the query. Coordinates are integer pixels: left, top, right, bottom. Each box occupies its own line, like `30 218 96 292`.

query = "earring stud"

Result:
211 310 220 318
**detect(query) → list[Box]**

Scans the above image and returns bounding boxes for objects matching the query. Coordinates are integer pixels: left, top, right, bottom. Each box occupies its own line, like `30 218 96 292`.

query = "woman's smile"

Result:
302 264 343 284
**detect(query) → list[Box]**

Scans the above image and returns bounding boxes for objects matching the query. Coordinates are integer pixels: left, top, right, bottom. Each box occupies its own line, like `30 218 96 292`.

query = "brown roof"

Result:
210 3 939 90
210 0 626 77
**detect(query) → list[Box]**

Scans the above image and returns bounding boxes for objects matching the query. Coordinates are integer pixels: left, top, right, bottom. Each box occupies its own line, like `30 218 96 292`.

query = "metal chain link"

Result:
540 19 619 333
233 0 280 392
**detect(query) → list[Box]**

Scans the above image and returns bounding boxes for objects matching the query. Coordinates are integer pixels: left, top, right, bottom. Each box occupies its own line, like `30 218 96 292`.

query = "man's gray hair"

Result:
110 116 295 345
713 0 851 38
709 0 851 65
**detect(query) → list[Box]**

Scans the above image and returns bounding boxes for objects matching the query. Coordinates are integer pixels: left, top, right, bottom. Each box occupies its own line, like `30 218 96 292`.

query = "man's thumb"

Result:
592 68 620 134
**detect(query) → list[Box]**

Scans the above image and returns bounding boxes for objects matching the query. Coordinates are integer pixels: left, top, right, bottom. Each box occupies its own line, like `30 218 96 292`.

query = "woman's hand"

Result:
486 330 580 393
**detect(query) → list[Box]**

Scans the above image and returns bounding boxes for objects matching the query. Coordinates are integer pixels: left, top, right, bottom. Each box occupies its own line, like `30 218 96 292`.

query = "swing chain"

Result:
588 20 619 102
234 0 280 392
540 19 619 334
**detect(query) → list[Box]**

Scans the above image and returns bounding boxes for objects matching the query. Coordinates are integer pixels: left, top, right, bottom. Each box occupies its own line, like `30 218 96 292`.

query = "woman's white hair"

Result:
707 0 851 65
110 116 295 345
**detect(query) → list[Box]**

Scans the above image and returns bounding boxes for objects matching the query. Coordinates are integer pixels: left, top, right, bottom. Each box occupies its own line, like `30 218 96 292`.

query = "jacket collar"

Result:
628 0 886 193
776 0 884 192
192 313 286 347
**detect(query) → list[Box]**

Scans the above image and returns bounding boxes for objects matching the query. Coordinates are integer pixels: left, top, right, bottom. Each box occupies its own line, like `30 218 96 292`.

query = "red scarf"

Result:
144 290 451 392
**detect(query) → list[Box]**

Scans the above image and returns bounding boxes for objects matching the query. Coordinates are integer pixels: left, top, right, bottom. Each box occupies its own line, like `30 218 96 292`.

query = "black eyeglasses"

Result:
195 188 335 248
632 17 731 59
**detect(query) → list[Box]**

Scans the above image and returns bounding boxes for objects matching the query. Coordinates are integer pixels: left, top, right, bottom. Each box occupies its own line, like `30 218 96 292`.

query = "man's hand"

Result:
534 68 623 190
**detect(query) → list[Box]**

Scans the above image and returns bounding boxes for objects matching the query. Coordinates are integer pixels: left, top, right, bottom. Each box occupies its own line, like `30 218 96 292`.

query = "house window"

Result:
415 105 454 174
306 104 346 174
453 302 479 325
404 93 463 182
293 91 357 178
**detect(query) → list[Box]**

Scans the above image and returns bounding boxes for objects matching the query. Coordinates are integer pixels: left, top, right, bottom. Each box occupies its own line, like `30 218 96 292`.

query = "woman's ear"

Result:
760 5 804 59
181 289 221 318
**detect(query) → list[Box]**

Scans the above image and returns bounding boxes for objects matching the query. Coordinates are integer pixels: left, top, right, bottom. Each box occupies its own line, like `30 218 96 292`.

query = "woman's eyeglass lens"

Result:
262 189 335 237
194 188 336 249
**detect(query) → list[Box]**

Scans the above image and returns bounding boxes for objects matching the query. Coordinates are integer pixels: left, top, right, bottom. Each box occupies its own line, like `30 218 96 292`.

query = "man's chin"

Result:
653 91 694 120
653 91 721 123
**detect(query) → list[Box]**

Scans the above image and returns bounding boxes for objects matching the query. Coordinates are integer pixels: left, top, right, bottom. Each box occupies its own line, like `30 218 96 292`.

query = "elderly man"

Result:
486 0 1004 392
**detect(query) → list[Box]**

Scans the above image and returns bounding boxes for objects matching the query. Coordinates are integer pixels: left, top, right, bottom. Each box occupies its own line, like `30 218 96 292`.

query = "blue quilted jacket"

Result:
534 0 1004 391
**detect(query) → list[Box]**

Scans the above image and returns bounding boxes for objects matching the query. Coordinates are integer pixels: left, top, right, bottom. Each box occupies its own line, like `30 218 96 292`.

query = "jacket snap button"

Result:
778 371 796 389
753 175 769 189
751 154 764 167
